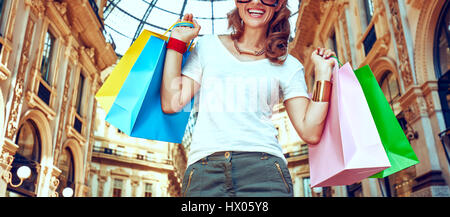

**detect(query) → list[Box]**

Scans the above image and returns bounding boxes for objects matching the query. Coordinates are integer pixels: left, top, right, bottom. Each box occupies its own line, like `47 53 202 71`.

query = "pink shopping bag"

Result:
308 60 391 188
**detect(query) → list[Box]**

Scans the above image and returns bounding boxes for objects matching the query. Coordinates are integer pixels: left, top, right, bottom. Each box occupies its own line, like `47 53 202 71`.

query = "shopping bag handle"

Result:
164 21 195 52
330 55 343 67
163 21 195 36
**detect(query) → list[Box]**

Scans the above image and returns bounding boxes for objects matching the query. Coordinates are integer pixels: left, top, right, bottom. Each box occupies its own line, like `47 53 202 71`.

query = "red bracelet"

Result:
167 37 187 54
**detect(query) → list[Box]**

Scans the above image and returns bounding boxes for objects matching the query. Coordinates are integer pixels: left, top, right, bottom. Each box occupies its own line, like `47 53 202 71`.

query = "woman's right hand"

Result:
171 13 201 43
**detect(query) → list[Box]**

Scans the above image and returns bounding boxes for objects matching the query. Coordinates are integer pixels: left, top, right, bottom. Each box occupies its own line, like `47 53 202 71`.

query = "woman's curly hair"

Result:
227 0 291 65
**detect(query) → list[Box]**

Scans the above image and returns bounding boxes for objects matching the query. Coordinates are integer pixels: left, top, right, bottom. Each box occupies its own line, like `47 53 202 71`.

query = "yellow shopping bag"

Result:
95 22 194 114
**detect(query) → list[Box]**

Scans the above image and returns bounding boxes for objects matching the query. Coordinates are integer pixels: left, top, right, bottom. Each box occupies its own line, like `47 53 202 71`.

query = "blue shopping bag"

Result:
105 22 195 143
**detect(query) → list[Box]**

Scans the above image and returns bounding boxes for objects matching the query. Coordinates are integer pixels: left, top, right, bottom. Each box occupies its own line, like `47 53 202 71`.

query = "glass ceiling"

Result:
104 0 301 56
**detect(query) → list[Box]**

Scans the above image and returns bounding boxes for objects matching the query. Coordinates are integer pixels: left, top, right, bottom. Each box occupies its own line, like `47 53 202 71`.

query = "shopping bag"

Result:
95 29 152 114
308 60 391 188
101 22 196 143
354 65 419 178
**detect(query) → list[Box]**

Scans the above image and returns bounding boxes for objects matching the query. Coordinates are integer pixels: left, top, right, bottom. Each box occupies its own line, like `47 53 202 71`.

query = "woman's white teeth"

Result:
248 9 265 15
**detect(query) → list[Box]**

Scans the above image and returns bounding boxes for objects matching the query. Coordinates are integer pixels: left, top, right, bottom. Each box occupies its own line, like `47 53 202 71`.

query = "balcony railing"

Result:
284 144 309 159
88 0 103 29
103 29 116 50
93 145 172 165
88 0 116 51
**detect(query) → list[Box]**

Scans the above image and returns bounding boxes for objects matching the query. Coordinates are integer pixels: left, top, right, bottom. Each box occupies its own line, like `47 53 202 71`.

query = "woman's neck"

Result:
238 26 267 50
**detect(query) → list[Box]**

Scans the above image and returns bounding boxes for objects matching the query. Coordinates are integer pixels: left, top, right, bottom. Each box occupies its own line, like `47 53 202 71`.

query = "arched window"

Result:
379 71 401 112
436 0 450 126
7 120 42 197
57 147 75 197
434 0 449 78
436 1 450 164
16 120 41 162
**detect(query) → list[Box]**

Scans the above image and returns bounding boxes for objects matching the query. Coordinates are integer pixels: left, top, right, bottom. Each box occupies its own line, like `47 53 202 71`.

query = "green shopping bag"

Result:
354 65 420 178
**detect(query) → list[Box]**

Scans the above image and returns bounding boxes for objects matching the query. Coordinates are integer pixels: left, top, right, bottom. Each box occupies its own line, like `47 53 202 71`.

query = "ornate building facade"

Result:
286 0 450 197
88 106 186 197
2 0 449 198
0 0 117 197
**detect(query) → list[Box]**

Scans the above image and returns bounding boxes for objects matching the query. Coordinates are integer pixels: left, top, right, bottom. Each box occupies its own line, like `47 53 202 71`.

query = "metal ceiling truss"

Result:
131 0 159 45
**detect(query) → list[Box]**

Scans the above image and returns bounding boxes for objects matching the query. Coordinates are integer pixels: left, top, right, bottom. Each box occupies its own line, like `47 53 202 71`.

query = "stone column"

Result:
76 183 90 197
130 178 139 197
37 164 56 197
399 84 450 197
48 166 61 197
97 174 107 197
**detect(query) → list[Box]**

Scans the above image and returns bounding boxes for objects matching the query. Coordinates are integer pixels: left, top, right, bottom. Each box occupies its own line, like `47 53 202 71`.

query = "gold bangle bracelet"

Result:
312 80 332 102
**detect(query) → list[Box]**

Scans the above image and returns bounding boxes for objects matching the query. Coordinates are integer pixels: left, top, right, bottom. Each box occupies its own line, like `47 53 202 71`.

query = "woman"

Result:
161 0 335 197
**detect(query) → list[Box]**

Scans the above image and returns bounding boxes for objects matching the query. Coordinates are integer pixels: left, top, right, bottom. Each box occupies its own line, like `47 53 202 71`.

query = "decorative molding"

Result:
289 0 322 62
66 106 87 145
45 0 71 37
358 32 390 68
4 0 19 42
0 37 12 80
399 85 430 124
5 18 35 140
317 0 338 45
388 0 414 88
370 56 399 82
356 7 383 50
25 19 59 121
420 81 439 115
98 167 109 182
110 168 130 178
0 149 14 170
25 0 46 18
97 177 106 197
52 1 70 27
424 93 435 115
79 46 97 76
413 0 445 84
412 170 449 195
49 166 61 196
25 77 57 120
404 101 420 124
406 0 425 10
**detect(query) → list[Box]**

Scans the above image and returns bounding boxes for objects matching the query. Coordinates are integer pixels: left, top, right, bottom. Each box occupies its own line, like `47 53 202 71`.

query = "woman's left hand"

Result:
311 47 336 81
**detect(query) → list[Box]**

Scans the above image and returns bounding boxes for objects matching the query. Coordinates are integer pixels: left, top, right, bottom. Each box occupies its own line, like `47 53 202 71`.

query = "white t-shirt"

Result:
181 34 309 167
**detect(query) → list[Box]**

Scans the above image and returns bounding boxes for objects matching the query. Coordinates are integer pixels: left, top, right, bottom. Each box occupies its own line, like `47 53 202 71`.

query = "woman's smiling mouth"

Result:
247 8 266 18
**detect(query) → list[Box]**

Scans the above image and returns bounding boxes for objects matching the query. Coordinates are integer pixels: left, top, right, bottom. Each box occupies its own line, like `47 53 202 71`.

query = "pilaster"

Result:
399 83 450 196
0 141 18 196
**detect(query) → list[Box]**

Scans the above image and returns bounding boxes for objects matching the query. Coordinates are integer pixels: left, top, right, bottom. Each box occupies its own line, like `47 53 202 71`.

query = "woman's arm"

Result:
284 97 329 145
284 48 336 145
160 48 200 114
161 14 201 114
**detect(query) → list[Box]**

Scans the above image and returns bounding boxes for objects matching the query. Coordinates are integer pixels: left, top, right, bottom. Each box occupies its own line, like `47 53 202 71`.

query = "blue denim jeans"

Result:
181 151 294 197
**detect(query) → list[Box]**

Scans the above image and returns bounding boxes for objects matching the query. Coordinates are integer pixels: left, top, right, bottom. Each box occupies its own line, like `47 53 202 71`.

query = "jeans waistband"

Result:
199 151 270 163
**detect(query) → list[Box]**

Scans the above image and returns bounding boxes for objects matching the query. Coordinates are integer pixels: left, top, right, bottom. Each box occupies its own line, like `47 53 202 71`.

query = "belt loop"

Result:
224 151 232 162
201 156 208 165
260 152 268 160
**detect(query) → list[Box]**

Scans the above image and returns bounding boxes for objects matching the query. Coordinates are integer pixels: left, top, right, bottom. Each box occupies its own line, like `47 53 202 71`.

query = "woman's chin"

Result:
243 20 269 29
